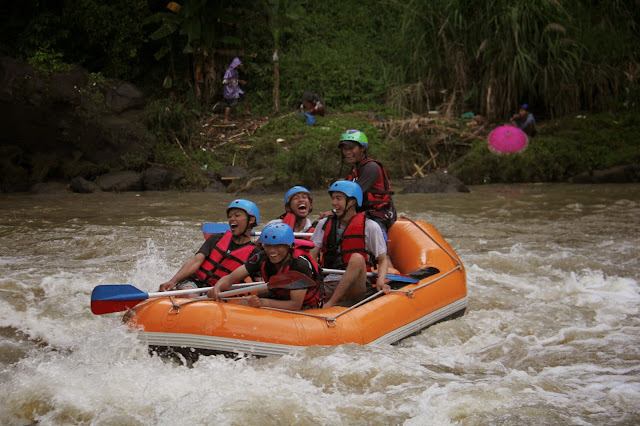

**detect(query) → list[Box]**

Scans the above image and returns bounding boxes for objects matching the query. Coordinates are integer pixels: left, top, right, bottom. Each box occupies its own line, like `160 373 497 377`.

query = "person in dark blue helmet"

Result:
158 199 261 295
510 104 537 137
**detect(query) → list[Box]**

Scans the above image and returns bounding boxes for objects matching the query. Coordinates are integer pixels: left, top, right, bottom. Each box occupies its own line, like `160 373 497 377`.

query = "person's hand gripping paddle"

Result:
90 271 315 315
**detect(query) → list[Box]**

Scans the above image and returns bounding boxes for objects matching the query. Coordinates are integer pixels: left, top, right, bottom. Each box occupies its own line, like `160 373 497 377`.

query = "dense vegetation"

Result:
1 0 639 188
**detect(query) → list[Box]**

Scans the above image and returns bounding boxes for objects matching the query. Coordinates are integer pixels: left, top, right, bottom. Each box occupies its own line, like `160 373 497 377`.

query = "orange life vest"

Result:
193 231 256 285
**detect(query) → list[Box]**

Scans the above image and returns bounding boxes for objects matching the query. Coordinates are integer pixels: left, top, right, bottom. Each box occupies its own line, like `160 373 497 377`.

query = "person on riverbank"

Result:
319 129 396 238
207 223 323 310
310 181 390 309
510 103 537 137
158 199 260 294
222 57 250 123
269 186 316 233
300 91 325 117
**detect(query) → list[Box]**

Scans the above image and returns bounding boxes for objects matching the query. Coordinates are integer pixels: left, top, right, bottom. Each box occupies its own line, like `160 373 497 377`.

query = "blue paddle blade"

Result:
383 273 419 283
91 284 151 315
91 284 149 302
203 222 231 238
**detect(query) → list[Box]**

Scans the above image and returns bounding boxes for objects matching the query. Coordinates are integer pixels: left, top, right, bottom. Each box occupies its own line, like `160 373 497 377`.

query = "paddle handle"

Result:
322 268 376 277
321 268 418 283
147 282 268 300
252 231 313 238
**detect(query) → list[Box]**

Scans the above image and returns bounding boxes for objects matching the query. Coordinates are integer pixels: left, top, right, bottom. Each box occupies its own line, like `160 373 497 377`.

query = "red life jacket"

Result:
259 250 323 309
193 231 256 285
347 158 395 224
320 212 375 270
277 212 316 252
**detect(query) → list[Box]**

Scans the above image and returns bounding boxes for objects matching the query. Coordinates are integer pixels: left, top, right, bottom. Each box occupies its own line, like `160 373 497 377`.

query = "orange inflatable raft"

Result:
124 218 467 357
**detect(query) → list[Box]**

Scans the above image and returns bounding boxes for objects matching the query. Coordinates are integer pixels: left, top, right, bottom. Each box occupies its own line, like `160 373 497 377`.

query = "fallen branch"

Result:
170 131 189 159
234 176 265 196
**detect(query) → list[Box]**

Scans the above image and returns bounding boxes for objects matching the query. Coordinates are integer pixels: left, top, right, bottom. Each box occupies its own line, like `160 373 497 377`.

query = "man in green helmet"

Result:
336 129 397 236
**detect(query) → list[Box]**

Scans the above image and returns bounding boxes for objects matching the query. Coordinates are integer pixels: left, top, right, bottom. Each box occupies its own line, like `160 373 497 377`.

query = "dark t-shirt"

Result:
349 161 380 194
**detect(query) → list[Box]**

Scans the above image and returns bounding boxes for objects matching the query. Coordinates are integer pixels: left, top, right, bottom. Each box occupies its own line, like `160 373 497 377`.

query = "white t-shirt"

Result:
311 216 387 259
267 217 314 232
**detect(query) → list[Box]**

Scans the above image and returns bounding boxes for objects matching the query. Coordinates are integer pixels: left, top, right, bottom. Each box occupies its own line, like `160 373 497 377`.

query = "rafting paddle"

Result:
90 271 316 315
202 222 312 239
321 268 420 283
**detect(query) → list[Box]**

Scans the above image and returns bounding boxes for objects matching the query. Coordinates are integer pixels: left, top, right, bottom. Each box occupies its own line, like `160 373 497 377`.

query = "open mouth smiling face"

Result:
289 194 311 218
227 208 249 235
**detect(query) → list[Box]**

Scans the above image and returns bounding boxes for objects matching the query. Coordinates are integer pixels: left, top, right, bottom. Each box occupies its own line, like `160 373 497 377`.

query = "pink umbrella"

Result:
487 126 529 154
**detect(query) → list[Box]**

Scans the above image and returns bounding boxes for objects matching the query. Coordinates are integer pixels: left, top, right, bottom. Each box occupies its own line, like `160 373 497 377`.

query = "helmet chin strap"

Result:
336 199 357 221
237 214 253 239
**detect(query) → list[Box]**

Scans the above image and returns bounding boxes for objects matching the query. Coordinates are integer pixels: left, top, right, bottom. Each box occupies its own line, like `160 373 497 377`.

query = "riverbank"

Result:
2 54 639 193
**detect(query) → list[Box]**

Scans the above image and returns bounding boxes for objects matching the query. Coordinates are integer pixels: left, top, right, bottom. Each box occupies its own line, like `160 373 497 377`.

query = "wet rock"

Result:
143 166 184 190
204 180 228 193
220 165 247 178
96 171 143 192
400 171 470 193
49 66 87 105
0 57 155 192
570 164 640 184
104 82 145 113
70 176 101 193
30 182 69 194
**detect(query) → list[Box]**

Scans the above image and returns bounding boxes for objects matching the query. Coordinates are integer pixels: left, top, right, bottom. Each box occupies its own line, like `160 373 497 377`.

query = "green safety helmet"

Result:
338 129 368 149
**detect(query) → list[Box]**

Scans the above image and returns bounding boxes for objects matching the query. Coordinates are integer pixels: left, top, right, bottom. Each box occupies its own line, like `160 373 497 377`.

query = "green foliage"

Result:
144 98 212 187
242 111 389 189
449 112 640 184
27 47 72 76
145 98 199 143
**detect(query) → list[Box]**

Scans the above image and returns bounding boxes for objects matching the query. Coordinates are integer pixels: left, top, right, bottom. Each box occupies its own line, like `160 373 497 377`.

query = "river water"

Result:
1 183 639 425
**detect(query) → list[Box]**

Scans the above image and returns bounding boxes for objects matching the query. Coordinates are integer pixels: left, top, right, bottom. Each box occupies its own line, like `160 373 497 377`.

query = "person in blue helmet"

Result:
310 181 390 309
510 104 537 137
158 199 261 294
208 223 323 310
269 186 316 233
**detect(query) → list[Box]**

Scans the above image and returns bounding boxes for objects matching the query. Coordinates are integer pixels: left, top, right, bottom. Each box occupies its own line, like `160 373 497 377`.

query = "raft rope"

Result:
164 217 463 325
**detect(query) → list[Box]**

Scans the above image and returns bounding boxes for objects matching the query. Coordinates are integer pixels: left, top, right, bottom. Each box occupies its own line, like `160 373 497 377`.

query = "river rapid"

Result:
1 183 639 425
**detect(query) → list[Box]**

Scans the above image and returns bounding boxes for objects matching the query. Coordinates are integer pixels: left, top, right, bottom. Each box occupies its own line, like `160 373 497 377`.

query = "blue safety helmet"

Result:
328 180 362 206
520 104 529 110
284 186 312 207
259 223 295 246
338 129 368 149
226 199 260 226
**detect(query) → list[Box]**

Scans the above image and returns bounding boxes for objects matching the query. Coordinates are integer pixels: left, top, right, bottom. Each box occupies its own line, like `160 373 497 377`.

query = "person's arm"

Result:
355 162 380 194
309 222 325 261
158 253 206 291
366 220 390 293
246 288 306 310
207 265 249 300
374 252 390 294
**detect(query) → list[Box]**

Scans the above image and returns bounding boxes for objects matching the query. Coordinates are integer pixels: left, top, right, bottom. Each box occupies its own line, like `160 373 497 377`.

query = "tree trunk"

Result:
273 48 280 114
